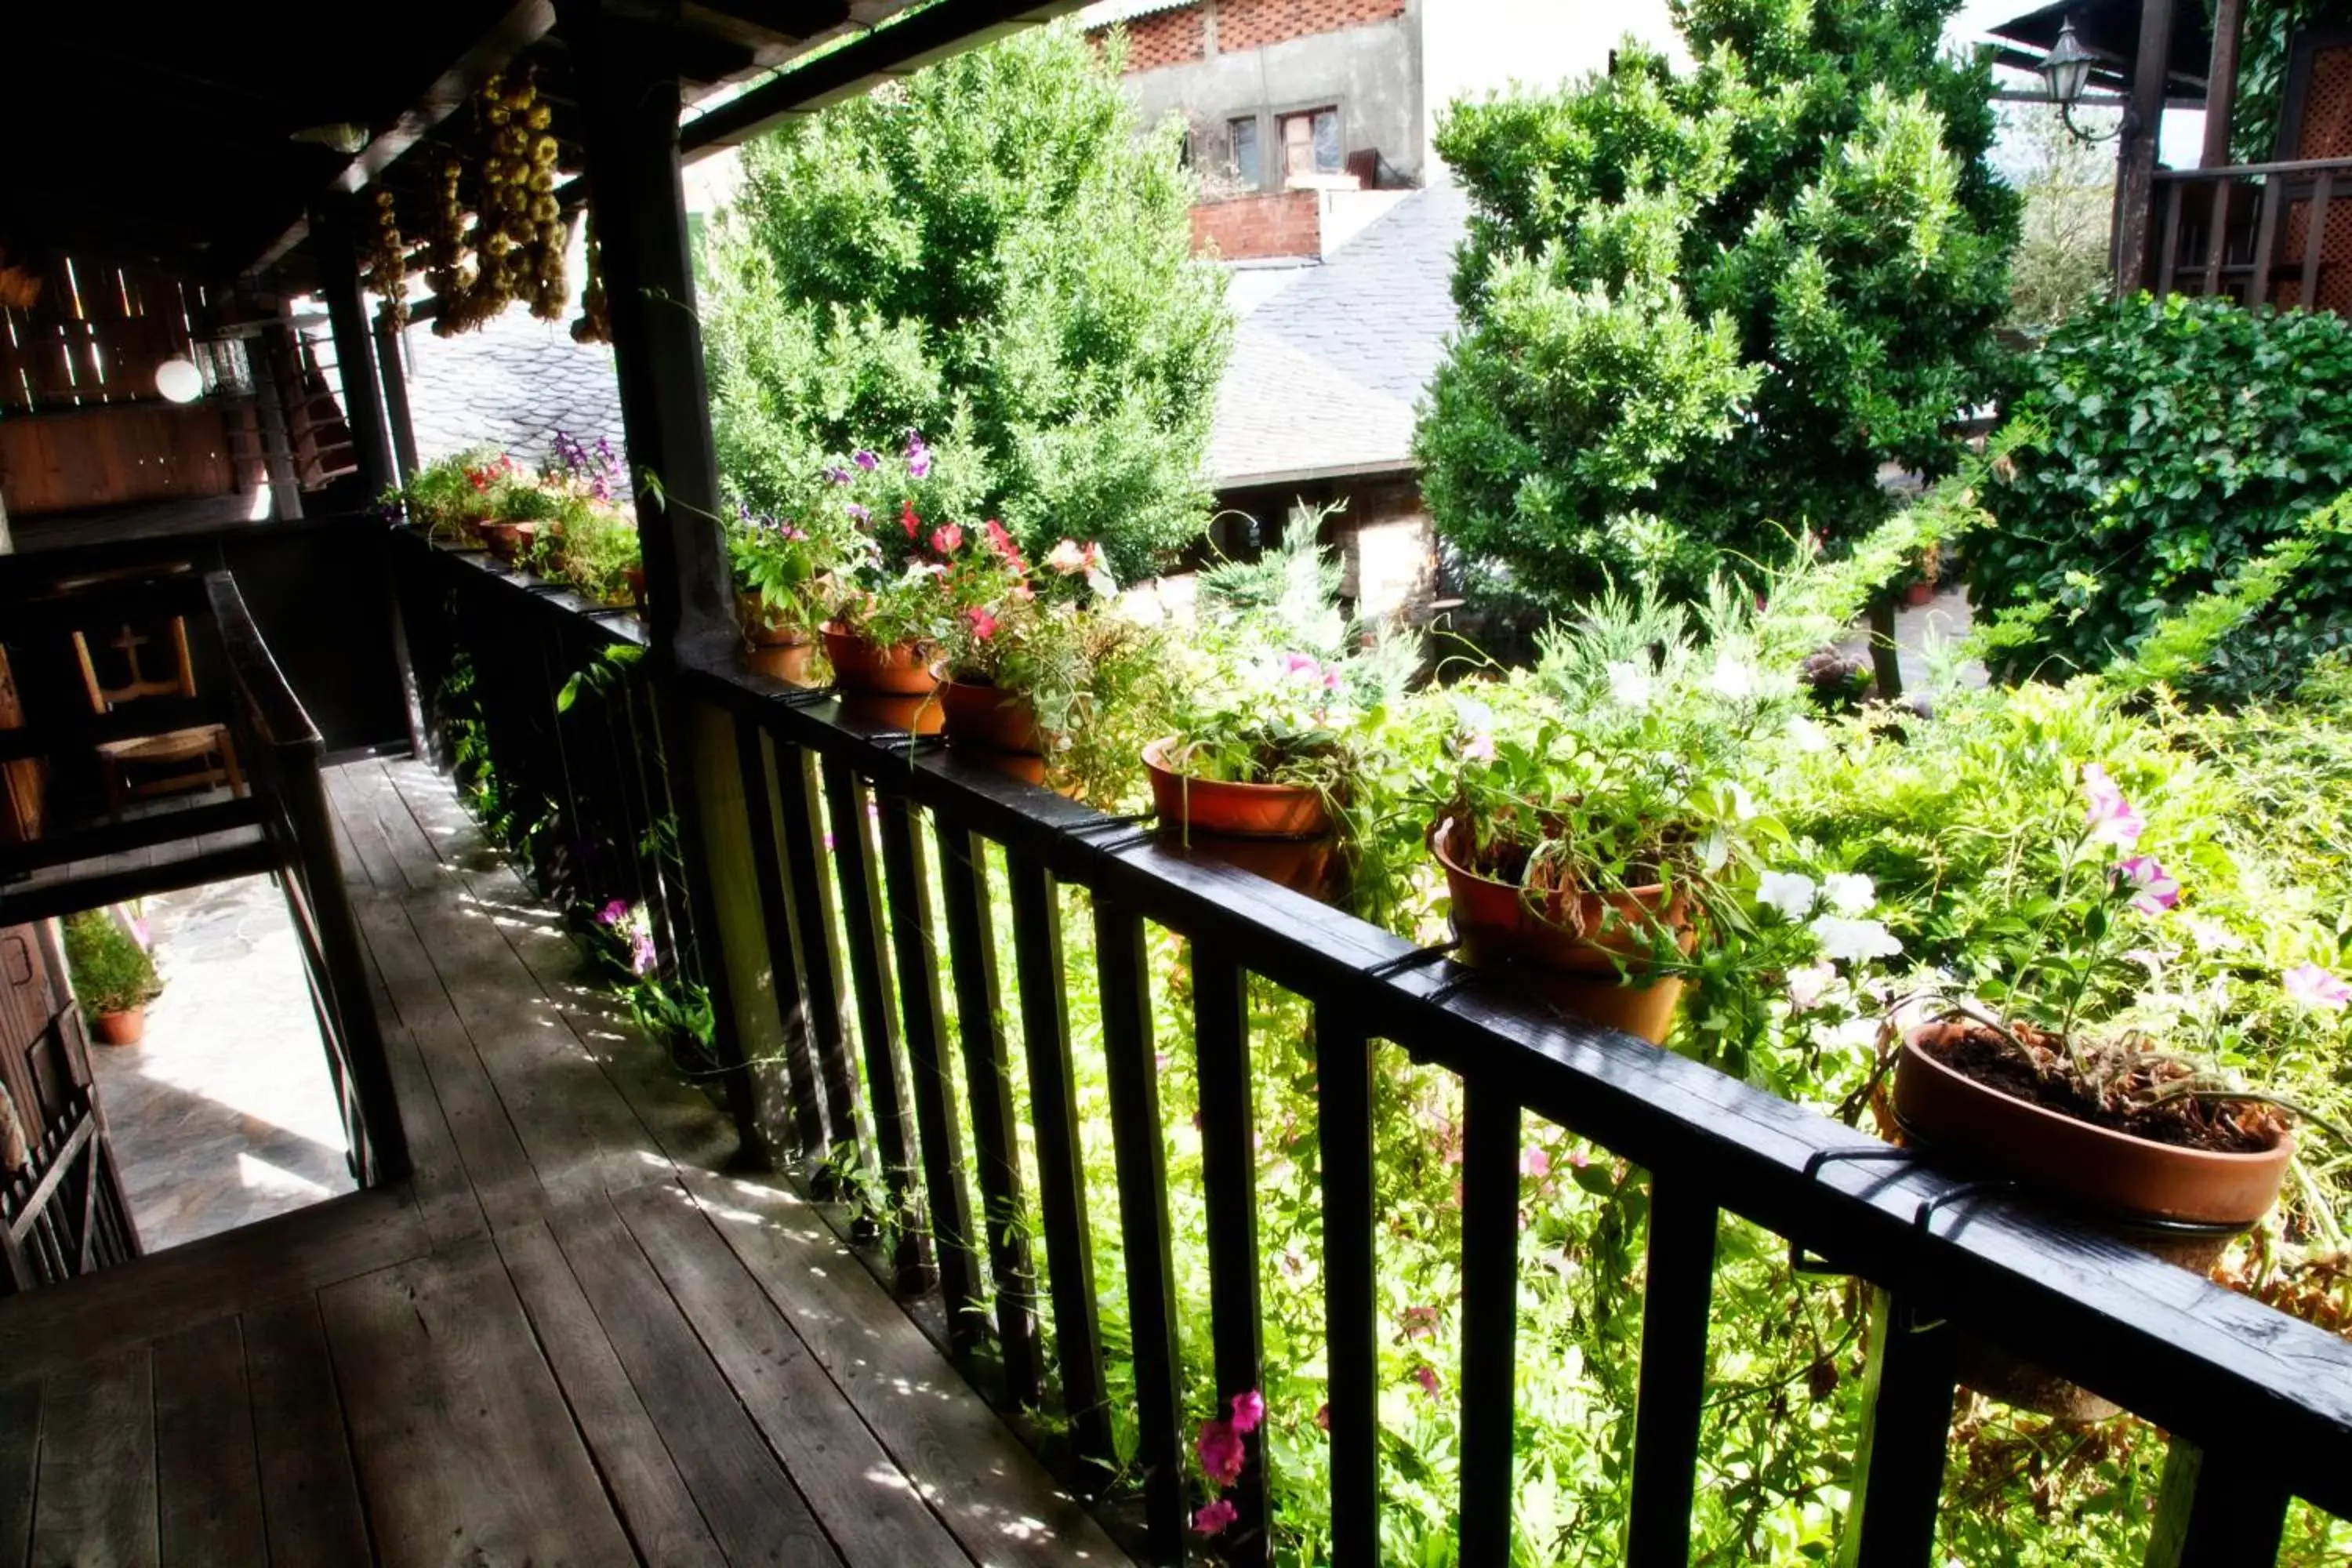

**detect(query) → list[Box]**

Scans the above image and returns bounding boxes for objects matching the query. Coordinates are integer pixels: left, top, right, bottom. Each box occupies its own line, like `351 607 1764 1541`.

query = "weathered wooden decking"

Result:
0 755 1127 1568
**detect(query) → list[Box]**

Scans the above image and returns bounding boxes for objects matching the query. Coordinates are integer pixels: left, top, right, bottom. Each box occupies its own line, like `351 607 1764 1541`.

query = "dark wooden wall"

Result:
0 402 243 516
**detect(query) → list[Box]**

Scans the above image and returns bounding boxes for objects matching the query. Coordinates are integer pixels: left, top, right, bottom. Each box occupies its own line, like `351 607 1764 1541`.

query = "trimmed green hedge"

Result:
1976 293 2352 697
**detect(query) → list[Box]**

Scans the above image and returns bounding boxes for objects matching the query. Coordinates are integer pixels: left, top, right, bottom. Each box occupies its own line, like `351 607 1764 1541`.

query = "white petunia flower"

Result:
1605 660 1654 710
1757 870 1820 920
1809 914 1903 964
1785 963 1838 1012
1728 782 1759 822
1788 716 1831 753
1821 872 1875 916
1704 657 1758 701
1820 1016 1885 1055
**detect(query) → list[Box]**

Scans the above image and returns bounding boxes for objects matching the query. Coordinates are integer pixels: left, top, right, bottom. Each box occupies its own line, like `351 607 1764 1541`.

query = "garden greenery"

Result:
62 909 157 1018
1417 0 2018 604
700 23 1229 580
1975 293 2352 697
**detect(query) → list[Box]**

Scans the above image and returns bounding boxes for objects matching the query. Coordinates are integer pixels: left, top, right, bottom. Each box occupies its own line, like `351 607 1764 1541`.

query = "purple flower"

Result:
630 930 657 977
1196 1420 1244 1487
2285 963 2351 1011
852 449 880 473
825 465 851 485
906 429 931 480
597 898 630 927
2117 855 2180 916
1193 1500 1236 1536
2082 763 2146 849
1228 1390 1264 1435
846 503 871 526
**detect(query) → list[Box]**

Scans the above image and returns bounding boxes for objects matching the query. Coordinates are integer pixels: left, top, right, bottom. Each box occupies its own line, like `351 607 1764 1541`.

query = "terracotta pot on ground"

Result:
940 677 1048 756
821 625 938 696
1903 580 1937 608
94 1007 146 1046
1142 738 1336 895
625 566 646 605
1892 1022 2294 1417
1428 815 1689 1044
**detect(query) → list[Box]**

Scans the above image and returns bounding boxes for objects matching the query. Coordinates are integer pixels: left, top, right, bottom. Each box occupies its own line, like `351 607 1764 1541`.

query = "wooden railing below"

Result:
2150 155 2352 313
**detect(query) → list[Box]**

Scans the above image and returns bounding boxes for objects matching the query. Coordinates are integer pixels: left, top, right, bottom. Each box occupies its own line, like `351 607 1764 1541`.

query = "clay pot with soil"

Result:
94 1007 147 1047
1891 1017 2293 1417
1428 814 1690 1043
941 677 1048 757
822 624 938 697
1143 739 1336 895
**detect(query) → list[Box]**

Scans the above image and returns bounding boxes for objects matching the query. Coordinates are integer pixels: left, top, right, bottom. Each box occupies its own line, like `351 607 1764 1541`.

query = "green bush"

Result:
63 909 157 1016
701 24 1229 581
1975 294 2352 697
1417 0 2018 605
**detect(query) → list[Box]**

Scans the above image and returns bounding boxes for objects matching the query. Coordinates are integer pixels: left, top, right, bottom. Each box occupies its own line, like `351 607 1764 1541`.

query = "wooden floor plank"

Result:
670 1170 1127 1568
0 1382 42 1568
353 759 447 896
353 896 546 1230
609 1183 977 1568
321 1239 637 1568
0 1186 428 1386
377 1017 491 1247
241 1296 371 1568
323 768 403 895
496 1220 731 1568
30 1351 158 1568
546 1200 842 1568
152 1315 267 1567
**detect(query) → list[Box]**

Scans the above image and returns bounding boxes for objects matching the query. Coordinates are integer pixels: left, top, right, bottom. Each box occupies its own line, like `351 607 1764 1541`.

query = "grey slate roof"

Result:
1207 182 1466 487
397 181 1467 489
401 307 626 470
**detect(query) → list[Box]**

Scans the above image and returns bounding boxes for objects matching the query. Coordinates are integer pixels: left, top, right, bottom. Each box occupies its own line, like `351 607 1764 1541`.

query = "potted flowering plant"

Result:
729 499 855 684
803 432 972 695
387 446 507 543
64 909 160 1046
1428 590 1784 1041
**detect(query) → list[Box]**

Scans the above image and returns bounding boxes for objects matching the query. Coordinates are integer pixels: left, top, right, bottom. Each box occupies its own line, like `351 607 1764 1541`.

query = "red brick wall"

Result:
1103 5 1207 71
1214 0 1406 53
1190 191 1321 260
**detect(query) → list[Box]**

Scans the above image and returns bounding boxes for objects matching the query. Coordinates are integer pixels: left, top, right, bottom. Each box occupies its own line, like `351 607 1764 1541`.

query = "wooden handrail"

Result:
2152 154 2352 181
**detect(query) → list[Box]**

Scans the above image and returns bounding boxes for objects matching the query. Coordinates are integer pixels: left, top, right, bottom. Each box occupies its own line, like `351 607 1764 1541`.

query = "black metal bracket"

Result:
1067 811 1157 840
775 685 836 709
1790 1147 1920 1277
1422 968 1483 1008
1087 828 1160 857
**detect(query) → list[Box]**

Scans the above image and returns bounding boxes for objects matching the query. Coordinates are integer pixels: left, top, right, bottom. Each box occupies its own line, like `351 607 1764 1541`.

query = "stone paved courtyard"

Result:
86 874 356 1253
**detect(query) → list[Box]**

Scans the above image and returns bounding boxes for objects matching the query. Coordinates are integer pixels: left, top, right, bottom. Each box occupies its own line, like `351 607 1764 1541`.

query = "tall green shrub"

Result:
1975 294 2352 698
700 24 1229 580
1417 0 2019 604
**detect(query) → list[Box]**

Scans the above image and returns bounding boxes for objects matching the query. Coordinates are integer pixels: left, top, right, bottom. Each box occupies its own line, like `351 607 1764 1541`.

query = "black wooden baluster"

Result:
822 760 932 1291
1316 1009 1378 1568
876 791 982 1345
1457 1070 1520 1568
2144 1435 2291 1567
1006 852 1115 1483
1192 944 1268 1563
935 822 1042 1406
1835 1289 1958 1568
774 742 863 1176
1095 897 1185 1560
1626 1171 1719 1566
731 717 827 1164
2202 180 2230 298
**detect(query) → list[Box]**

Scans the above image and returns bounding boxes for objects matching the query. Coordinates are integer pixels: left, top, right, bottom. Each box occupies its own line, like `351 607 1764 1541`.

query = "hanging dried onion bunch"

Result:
572 206 610 344
423 152 477 336
364 189 410 331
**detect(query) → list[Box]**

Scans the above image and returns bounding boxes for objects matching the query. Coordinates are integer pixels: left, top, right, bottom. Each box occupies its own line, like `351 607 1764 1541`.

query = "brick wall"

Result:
1214 0 1406 53
1118 5 1207 71
1190 191 1322 260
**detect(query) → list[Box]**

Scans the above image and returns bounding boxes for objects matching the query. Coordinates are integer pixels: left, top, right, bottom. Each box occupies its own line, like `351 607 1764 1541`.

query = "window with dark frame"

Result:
1279 107 1341 180
1229 114 1261 187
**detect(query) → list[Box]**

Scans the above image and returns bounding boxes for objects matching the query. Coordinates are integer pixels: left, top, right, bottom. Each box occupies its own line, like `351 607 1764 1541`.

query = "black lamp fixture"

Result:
2040 17 2125 143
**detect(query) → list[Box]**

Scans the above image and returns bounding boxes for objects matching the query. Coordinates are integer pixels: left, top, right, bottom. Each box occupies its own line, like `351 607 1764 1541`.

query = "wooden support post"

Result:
562 0 765 1162
2144 1435 2290 1566
1836 1290 1958 1568
252 319 304 519
373 312 420 485
2113 0 2180 296
313 200 397 500
2201 0 2246 170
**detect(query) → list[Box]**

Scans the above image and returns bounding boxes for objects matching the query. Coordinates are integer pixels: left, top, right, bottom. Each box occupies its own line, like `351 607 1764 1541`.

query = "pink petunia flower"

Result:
2285 962 2352 1010
930 524 963 555
1401 1305 1439 1340
967 607 998 640
1463 732 1496 763
1229 1390 1264 1435
1521 1147 1551 1178
1193 1499 1237 1536
1282 652 1319 678
629 931 656 977
2082 764 2146 849
598 898 631 927
1412 1364 1441 1400
2117 855 2180 916
1196 1420 1245 1487
900 502 920 541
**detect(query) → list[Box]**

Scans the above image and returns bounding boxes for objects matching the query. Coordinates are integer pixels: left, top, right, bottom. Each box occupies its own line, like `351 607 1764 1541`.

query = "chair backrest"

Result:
71 618 197 715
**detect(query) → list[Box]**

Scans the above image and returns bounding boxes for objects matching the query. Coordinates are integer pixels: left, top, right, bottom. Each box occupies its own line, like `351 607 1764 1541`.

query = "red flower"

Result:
1228 1390 1265 1435
982 518 1028 571
966 607 997 641
931 523 964 555
1196 1419 1244 1487
1193 1499 1237 1536
901 501 920 540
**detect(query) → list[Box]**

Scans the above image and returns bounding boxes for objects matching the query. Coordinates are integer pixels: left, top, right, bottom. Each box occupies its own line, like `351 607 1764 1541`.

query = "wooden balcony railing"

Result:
2150 155 2352 313
394 524 2352 1567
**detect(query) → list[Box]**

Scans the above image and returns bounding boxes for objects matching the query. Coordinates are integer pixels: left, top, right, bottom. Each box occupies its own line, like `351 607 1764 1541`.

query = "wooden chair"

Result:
0 648 42 846
71 619 243 818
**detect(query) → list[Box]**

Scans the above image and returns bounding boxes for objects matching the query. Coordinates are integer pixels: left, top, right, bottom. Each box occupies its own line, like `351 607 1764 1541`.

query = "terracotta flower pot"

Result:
941 677 1047 756
94 1007 146 1046
625 566 646 605
481 521 538 564
747 641 818 685
1903 580 1936 608
1142 739 1330 839
1428 815 1688 1044
840 691 945 737
1893 1022 2294 1417
822 625 938 696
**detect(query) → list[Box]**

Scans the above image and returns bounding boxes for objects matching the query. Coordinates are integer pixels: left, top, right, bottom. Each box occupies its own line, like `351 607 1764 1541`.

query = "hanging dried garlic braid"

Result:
572 206 611 344
364 189 410 332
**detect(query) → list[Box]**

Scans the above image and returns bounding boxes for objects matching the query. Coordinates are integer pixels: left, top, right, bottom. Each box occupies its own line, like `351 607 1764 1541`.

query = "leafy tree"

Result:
701 24 1229 579
1417 0 2020 604
2000 103 2115 336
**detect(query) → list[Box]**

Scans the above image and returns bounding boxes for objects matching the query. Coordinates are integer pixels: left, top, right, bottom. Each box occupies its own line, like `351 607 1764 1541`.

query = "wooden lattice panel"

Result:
2294 45 2352 159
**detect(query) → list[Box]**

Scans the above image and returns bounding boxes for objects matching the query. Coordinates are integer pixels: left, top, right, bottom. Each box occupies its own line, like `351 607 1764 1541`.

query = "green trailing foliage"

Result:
1417 0 2018 605
62 909 158 1017
1975 293 2352 698
701 23 1230 581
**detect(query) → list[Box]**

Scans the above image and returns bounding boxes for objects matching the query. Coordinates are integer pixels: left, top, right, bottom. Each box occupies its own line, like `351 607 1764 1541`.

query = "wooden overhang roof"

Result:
2 0 1075 298
1987 0 2216 103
